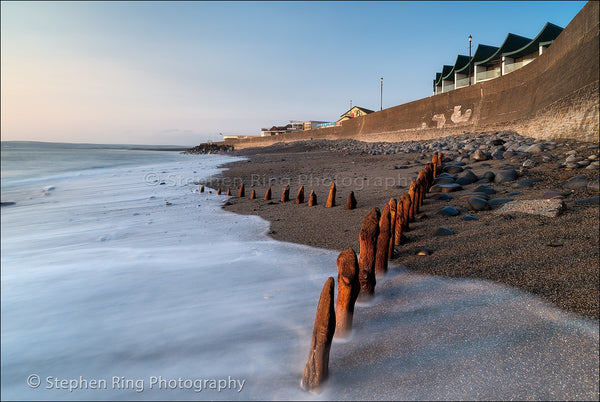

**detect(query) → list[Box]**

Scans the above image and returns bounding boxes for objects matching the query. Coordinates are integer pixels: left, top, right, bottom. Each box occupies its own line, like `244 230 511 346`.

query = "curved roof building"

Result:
433 22 564 94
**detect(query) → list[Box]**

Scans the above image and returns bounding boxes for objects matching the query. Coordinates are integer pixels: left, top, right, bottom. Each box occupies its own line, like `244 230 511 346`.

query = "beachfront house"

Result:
336 106 375 124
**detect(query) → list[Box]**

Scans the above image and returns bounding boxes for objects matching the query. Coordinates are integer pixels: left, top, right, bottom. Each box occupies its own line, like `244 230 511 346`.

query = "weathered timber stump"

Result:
281 185 290 203
358 207 380 301
301 277 336 393
296 185 305 204
334 249 360 338
250 189 256 200
395 198 405 245
217 188 222 195
346 191 357 210
400 193 411 231
308 190 317 206
264 187 272 201
388 198 397 257
325 182 336 208
238 184 245 198
375 204 391 278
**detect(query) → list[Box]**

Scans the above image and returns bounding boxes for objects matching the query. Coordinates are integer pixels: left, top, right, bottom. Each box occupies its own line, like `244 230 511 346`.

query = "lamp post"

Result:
380 77 383 111
468 35 472 86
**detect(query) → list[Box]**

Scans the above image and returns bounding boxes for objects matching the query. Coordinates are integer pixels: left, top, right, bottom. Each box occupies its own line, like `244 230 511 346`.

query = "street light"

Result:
380 77 383 111
468 35 472 86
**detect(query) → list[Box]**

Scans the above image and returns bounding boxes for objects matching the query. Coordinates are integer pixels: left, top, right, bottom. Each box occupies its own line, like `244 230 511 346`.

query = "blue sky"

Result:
1 1 587 145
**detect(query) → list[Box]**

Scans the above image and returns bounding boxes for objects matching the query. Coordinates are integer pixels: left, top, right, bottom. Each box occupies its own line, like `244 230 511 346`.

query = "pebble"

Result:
430 193 452 201
574 196 600 205
482 171 496 182
588 180 599 193
455 177 472 185
565 162 580 169
440 183 463 193
522 159 537 168
471 149 489 161
493 199 566 218
433 227 454 236
473 185 496 195
566 155 583 163
416 248 432 256
467 197 490 211
489 198 513 209
563 175 590 190
436 206 459 217
433 177 455 185
525 143 545 153
542 191 564 200
494 169 518 184
462 214 479 221
444 165 464 174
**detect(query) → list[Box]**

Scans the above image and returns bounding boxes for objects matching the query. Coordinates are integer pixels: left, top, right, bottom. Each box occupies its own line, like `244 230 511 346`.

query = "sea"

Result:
1 141 338 401
1 141 598 401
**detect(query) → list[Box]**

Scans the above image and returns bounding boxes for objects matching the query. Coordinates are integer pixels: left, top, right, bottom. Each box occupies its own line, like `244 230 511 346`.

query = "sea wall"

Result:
228 1 598 150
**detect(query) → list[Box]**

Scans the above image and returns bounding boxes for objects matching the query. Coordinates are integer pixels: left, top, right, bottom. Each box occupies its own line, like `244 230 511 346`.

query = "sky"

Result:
1 1 588 146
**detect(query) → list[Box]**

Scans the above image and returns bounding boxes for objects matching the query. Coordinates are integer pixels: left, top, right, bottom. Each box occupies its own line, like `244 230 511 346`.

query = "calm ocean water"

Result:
1 142 598 400
1 141 337 400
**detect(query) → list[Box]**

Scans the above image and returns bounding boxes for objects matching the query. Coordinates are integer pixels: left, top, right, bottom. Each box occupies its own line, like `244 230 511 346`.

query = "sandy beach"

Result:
202 133 599 320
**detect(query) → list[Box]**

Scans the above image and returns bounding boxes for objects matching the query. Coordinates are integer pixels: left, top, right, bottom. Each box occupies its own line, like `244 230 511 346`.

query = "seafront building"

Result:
260 120 328 136
434 22 564 94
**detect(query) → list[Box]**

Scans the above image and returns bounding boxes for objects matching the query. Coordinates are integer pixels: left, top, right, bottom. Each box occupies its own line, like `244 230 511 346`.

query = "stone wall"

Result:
227 1 598 150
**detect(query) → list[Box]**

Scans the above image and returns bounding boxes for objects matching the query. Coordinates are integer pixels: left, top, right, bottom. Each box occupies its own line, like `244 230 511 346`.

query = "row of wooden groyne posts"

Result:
300 152 444 393
200 177 355 208
200 151 444 393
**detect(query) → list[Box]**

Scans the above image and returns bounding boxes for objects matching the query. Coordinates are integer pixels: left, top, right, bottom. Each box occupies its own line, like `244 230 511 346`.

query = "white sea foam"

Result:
1 145 598 400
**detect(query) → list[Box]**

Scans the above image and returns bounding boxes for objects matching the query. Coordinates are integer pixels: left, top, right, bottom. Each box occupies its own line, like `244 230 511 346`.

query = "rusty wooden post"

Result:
250 189 256 200
408 180 417 221
424 163 434 190
358 207 380 301
238 183 245 198
308 190 317 206
264 187 272 201
200 185 205 193
388 198 397 258
346 191 357 210
226 188 231 196
296 185 305 204
375 204 391 278
217 188 222 195
325 182 336 208
281 185 290 202
334 249 360 339
395 198 405 245
400 193 411 231
301 277 336 393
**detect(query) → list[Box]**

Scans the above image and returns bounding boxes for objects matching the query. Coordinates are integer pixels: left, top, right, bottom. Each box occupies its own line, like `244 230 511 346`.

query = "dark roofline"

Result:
475 33 532 66
442 55 471 80
503 22 564 59
340 106 375 117
435 65 454 86
455 44 499 74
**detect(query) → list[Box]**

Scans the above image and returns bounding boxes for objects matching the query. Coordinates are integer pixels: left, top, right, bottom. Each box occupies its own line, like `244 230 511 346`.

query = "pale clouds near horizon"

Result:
0 1 587 145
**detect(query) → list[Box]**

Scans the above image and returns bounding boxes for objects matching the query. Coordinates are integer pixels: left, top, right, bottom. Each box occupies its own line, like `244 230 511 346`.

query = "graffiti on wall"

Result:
451 105 472 123
431 114 446 128
426 105 473 128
